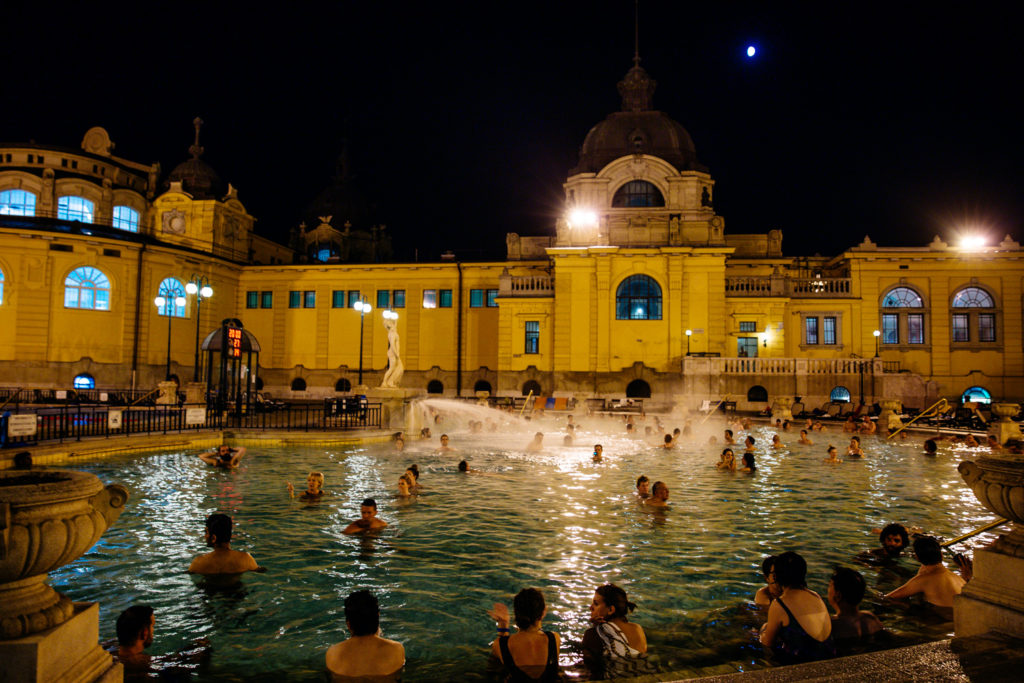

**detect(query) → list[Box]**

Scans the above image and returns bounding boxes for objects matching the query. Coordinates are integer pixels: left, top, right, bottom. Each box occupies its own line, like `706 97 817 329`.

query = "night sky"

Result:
4 3 1021 260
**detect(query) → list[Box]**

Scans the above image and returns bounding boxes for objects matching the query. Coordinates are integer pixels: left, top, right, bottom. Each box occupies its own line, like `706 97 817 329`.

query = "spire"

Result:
633 0 640 68
189 117 205 159
618 1 655 112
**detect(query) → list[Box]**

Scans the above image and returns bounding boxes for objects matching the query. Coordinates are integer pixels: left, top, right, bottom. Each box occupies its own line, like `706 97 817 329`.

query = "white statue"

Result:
381 316 404 388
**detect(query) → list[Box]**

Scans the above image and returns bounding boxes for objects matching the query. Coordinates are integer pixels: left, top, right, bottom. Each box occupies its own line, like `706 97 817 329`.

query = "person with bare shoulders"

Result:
188 513 261 576
744 435 756 454
198 445 246 468
754 555 780 607
645 481 669 507
661 434 674 449
716 448 736 471
824 445 842 464
397 474 414 497
525 432 544 452
437 433 454 453
798 429 814 445
828 567 883 642
724 429 736 445
592 444 603 462
287 471 325 500
110 605 209 679
847 436 864 457
740 452 757 473
843 415 858 433
986 434 1002 451
759 551 836 663
583 584 650 679
394 437 405 452
885 536 965 619
343 498 388 534
487 588 562 682
771 434 785 448
635 475 650 499
860 417 876 435
326 590 405 682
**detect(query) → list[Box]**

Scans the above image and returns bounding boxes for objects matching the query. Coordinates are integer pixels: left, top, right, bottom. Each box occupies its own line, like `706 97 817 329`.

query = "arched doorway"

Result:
474 380 492 394
626 379 651 398
522 380 541 396
427 380 444 394
747 385 768 402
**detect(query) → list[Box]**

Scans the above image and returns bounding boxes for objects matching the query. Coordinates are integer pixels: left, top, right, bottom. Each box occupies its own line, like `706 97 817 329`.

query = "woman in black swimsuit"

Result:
759 551 836 664
487 588 562 682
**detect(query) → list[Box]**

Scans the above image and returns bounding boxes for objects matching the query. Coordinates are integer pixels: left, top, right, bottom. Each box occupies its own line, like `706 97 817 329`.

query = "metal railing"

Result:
0 387 162 410
1 402 382 448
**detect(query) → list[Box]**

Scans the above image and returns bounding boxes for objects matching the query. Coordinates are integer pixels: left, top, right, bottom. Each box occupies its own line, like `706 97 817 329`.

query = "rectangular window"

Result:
823 316 837 345
487 289 498 307
979 313 996 342
423 289 437 309
304 291 316 308
332 290 346 308
347 290 361 307
907 313 924 344
261 291 273 308
739 321 757 333
439 289 453 308
882 314 899 344
377 290 390 309
469 289 484 307
805 317 819 345
289 291 301 308
246 291 258 309
952 313 970 342
393 290 406 308
524 321 540 354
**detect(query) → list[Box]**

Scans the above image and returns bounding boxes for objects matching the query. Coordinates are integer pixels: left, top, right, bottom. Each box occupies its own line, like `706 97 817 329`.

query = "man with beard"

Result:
867 523 910 562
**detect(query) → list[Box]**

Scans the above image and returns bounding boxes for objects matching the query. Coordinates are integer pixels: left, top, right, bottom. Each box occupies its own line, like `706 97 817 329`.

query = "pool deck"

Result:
673 631 1024 682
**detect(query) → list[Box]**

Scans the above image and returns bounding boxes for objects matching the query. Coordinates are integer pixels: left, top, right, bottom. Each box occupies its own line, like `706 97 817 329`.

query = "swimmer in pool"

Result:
593 444 603 462
394 437 405 452
198 445 246 468
188 513 261 576
662 434 674 449
342 498 389 534
525 432 544 452
397 474 414 497
635 475 650 499
847 436 864 457
287 471 325 500
824 445 842 464
798 429 814 445
771 434 785 448
716 448 737 471
645 481 669 507
437 433 454 453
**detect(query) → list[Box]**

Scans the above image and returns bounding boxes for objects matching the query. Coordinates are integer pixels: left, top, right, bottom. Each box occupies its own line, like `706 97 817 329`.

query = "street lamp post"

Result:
185 277 214 382
354 300 372 385
873 329 881 358
685 329 692 355
154 294 187 380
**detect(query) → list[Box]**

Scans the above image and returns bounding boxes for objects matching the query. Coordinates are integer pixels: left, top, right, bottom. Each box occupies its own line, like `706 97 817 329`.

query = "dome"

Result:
162 117 225 200
571 64 705 175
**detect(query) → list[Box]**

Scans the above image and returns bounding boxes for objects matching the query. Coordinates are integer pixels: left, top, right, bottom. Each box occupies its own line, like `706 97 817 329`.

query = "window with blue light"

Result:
304 291 316 308
347 290 360 307
332 290 346 308
157 278 186 317
470 289 484 307
830 386 851 403
611 180 665 208
73 374 95 390
0 189 36 216
951 286 997 344
615 275 662 320
487 289 498 307
261 291 273 308
112 205 139 232
952 287 994 308
0 267 4 304
524 321 539 354
316 248 332 262
961 386 992 404
805 317 819 344
64 266 110 310
393 290 405 308
57 196 95 223
881 286 926 345
377 290 390 309
289 291 301 308
439 289 453 308
423 290 437 309
739 321 756 333
246 291 258 309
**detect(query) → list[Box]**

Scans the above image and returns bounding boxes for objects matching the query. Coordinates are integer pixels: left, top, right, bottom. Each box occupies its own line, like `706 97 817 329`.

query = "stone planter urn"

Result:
878 398 903 431
988 402 1023 445
771 396 794 420
955 453 1024 636
0 470 128 639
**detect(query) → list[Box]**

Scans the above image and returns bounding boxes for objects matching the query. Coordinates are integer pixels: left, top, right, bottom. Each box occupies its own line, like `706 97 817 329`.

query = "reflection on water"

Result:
51 419 996 680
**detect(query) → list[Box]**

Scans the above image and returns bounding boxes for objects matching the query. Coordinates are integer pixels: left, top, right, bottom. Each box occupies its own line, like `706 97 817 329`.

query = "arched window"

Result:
616 275 662 320
426 379 444 394
961 386 991 404
747 385 768 402
112 206 140 232
157 278 186 317
951 286 997 343
291 377 307 391
522 380 541 396
64 266 110 310
611 180 665 207
57 196 95 223
73 374 95 389
830 386 852 403
880 286 925 345
0 189 36 216
335 378 352 392
473 380 492 394
626 379 651 398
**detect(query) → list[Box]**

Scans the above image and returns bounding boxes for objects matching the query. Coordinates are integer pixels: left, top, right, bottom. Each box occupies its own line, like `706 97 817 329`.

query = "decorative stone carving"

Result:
878 399 903 431
162 208 186 234
0 470 128 639
771 396 794 420
381 317 404 388
80 127 114 156
989 403 1023 445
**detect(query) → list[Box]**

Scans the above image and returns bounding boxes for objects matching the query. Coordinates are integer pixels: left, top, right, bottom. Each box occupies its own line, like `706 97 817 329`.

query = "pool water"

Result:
52 417 997 681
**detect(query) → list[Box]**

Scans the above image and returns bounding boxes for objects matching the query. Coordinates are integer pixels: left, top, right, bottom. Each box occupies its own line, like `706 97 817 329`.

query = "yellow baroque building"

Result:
1 67 1021 411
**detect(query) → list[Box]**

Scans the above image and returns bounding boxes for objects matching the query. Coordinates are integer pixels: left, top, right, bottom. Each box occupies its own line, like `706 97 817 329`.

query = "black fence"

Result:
1 402 382 449
0 387 161 409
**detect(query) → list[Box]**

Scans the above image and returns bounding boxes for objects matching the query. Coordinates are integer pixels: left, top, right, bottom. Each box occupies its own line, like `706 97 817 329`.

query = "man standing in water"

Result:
343 498 389 534
885 535 965 619
188 513 261 575
198 445 246 468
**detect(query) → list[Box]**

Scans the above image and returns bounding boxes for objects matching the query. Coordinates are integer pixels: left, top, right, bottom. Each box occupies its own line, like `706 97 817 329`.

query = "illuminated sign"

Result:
227 327 242 358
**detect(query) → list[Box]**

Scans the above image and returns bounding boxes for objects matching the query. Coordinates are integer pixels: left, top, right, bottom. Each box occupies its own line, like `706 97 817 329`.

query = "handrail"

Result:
700 396 731 425
519 390 535 417
941 518 1009 548
130 388 161 407
0 387 24 411
887 398 949 439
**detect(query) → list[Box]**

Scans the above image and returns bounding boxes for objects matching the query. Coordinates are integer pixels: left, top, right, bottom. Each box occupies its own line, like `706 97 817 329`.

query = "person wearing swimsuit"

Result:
488 588 562 682
759 551 836 664
582 584 650 679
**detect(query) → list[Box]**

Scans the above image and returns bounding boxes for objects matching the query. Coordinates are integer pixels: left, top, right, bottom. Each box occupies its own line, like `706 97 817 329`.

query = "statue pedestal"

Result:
364 387 425 430
0 602 122 683
955 536 1024 637
989 403 1023 445
182 382 206 406
878 398 903 431
155 381 178 406
770 396 793 421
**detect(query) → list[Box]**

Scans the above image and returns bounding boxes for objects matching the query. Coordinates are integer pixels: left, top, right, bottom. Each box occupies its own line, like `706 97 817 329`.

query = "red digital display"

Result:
227 327 242 358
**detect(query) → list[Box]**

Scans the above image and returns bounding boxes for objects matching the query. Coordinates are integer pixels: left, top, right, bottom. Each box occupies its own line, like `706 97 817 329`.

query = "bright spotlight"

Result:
746 45 756 57
960 235 986 250
568 208 598 228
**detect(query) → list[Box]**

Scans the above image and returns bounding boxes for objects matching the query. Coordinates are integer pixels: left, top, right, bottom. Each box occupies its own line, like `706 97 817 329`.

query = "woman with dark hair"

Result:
582 584 650 679
487 588 562 682
741 452 756 473
754 555 780 607
759 551 835 663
